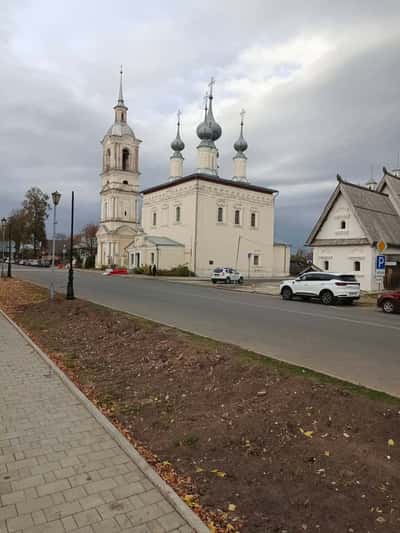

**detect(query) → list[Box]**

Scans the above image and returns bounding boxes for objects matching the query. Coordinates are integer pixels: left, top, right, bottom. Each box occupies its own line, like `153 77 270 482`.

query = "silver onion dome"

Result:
196 94 213 141
234 109 248 153
171 111 185 152
207 90 222 141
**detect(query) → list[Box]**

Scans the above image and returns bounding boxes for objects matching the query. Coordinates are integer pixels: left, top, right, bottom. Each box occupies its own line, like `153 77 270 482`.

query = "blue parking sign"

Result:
376 255 386 270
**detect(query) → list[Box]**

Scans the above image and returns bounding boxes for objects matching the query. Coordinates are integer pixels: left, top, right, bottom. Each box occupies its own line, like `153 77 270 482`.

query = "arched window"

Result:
105 149 111 171
217 207 223 222
251 212 256 227
104 201 108 219
122 180 128 185
122 148 130 171
340 220 346 229
121 112 125 122
175 206 181 223
354 261 361 272
152 211 157 226
234 209 240 225
324 260 329 271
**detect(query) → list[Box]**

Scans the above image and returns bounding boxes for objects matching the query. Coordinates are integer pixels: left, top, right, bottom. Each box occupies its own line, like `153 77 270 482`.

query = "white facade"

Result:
307 174 400 291
127 175 290 277
96 72 142 268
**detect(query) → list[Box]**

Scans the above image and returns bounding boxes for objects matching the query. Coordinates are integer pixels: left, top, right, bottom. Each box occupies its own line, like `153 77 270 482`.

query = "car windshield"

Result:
213 268 223 273
337 275 357 282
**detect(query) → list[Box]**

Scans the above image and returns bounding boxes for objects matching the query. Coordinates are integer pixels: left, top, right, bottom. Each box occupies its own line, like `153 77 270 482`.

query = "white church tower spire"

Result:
169 110 185 180
196 78 222 176
233 109 248 182
95 67 142 268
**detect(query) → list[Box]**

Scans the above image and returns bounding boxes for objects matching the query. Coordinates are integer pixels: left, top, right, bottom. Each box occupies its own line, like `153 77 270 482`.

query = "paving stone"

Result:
0 315 199 533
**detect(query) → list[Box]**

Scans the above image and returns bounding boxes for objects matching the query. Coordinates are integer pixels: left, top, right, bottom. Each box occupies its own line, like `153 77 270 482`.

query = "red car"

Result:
377 291 400 314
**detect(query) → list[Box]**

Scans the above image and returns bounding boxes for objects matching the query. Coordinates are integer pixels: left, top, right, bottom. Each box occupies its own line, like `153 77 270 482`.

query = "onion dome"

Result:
171 110 185 152
207 79 222 141
196 93 213 141
234 109 248 154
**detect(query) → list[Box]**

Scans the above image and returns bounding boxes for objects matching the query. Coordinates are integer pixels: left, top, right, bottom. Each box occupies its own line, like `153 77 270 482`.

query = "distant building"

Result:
96 72 290 277
306 170 400 291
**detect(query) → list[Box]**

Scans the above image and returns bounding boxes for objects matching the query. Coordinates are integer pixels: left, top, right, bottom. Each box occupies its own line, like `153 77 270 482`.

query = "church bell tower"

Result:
96 67 142 268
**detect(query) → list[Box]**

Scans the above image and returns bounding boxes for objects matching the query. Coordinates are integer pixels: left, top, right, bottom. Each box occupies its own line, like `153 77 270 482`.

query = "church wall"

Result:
273 244 290 277
194 182 276 277
142 182 198 270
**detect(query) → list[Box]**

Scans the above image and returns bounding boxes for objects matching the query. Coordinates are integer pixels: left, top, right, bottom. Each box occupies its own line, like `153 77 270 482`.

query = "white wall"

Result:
142 178 289 277
312 244 382 291
273 244 290 277
316 194 364 240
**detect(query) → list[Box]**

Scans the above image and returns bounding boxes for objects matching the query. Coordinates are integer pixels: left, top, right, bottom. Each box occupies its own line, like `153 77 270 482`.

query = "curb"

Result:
0 308 210 533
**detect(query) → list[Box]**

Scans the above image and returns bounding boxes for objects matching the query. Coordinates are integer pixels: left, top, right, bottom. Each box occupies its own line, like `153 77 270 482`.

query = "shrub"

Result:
158 264 195 277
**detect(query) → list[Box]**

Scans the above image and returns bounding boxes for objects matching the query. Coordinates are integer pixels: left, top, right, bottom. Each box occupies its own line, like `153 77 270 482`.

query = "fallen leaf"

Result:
300 428 314 438
388 439 395 446
228 503 237 512
343 432 350 438
195 467 204 473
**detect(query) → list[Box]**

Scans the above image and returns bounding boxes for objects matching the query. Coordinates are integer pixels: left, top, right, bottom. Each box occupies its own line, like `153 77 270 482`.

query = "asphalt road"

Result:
12 266 400 397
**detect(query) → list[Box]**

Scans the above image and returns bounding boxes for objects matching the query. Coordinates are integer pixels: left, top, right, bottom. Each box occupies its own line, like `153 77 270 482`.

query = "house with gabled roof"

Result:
305 169 400 291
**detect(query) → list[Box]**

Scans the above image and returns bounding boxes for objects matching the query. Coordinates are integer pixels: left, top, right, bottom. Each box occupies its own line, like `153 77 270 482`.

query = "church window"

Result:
251 212 256 227
122 148 130 171
209 260 214 265
217 207 224 223
234 209 240 225
104 201 108 219
324 260 329 271
340 220 346 229
253 255 260 266
121 112 125 121
124 210 127 217
354 260 361 272
175 206 181 223
105 149 111 171
123 180 128 185
151 252 155 264
152 211 157 226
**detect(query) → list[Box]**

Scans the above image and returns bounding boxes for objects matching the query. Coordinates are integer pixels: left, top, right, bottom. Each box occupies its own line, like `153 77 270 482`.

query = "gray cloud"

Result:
1 0 400 249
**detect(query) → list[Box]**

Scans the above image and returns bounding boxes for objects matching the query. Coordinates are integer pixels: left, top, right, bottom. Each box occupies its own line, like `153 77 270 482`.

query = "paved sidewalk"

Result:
0 314 200 533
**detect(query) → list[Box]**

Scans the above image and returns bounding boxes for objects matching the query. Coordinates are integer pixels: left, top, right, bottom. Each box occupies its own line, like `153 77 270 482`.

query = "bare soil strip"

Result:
1 279 399 532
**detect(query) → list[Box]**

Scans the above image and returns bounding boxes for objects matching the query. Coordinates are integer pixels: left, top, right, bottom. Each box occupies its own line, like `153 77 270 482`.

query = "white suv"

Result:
211 267 243 284
280 272 360 305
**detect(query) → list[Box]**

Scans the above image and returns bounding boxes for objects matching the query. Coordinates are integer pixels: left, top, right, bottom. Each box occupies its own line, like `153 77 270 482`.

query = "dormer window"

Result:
340 220 346 229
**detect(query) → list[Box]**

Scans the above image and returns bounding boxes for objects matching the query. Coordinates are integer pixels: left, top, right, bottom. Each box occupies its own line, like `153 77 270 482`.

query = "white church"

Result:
96 72 290 277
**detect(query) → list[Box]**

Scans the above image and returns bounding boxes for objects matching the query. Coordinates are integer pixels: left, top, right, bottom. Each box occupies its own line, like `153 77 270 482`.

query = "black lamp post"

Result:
7 219 12 278
1 217 6 280
66 191 75 300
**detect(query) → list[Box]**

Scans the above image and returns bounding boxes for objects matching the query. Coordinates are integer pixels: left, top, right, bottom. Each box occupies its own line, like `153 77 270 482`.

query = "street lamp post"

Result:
7 220 12 278
49 191 61 299
1 217 6 280
66 191 75 300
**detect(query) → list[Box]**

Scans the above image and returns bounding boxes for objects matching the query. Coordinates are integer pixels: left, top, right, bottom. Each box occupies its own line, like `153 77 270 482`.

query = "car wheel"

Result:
225 277 231 284
238 277 243 284
320 290 335 305
281 286 293 300
382 299 395 314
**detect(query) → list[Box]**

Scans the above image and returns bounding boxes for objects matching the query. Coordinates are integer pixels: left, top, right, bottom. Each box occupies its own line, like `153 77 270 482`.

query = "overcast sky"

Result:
1 0 400 249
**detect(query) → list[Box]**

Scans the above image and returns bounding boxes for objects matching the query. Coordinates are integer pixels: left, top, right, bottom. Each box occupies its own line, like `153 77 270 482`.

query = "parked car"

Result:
280 272 360 305
18 260 26 265
377 291 400 314
211 267 243 284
